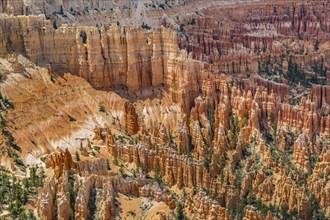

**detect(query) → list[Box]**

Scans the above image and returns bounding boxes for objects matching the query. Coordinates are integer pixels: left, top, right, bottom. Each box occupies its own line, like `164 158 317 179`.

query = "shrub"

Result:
159 3 167 10
93 146 100 152
204 156 211 172
75 151 80 161
98 104 106 113
128 210 136 217
68 170 76 218
14 157 25 167
175 202 185 220
314 40 320 52
141 22 151 30
53 21 58 30
119 163 124 176
68 115 76 122
154 166 162 185
188 18 196 25
229 112 240 148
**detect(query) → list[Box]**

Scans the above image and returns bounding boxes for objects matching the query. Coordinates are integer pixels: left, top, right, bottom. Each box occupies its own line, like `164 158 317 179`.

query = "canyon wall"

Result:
0 53 139 165
0 15 180 91
1 0 329 96
0 0 189 16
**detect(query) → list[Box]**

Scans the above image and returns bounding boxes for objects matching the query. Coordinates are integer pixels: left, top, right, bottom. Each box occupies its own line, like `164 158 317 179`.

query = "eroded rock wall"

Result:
0 15 182 91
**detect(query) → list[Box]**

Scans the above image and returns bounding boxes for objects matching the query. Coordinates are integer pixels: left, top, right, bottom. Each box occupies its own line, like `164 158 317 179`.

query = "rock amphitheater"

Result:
0 0 329 219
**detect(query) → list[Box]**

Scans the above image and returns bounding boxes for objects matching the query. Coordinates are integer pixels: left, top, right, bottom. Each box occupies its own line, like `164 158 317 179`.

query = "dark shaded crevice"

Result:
87 185 97 220
53 186 58 220
80 31 87 44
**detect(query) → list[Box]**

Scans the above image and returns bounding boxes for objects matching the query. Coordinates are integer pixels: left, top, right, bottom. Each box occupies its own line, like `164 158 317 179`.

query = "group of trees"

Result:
229 181 304 220
312 62 327 77
0 95 24 172
187 18 196 25
229 108 240 148
286 58 308 87
0 93 14 110
258 56 328 88
0 166 44 219
0 95 39 218
258 56 278 77
154 166 163 186
1 113 21 153
175 202 185 220
68 170 76 219
179 24 189 42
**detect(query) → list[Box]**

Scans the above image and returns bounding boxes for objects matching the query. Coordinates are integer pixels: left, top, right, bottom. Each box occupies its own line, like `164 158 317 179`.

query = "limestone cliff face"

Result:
1 4 328 96
0 54 138 166
0 0 26 15
0 15 180 92
1 0 329 79
0 0 189 18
